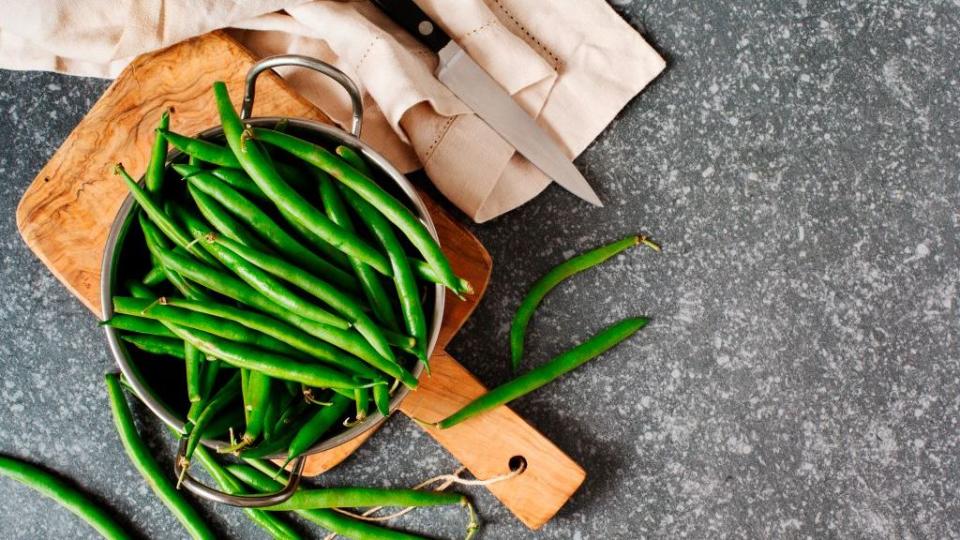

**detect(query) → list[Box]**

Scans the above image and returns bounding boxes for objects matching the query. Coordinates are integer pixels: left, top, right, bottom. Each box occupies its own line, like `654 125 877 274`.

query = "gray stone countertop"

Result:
0 1 958 538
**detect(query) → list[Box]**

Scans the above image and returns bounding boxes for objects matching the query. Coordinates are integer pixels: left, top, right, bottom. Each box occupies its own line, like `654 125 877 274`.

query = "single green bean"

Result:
142 264 167 286
187 183 273 253
371 381 391 417
252 127 466 295
185 344 204 403
334 157 426 361
230 463 463 511
510 235 659 370
284 393 352 465
353 386 370 421
104 373 216 539
213 83 393 275
0 455 132 540
175 163 357 292
411 259 474 295
120 333 185 359
114 297 301 357
100 314 175 337
435 317 649 429
161 128 242 168
145 110 170 193
231 461 428 540
116 163 219 267
318 172 400 331
210 234 395 362
193 447 301 540
167 325 363 390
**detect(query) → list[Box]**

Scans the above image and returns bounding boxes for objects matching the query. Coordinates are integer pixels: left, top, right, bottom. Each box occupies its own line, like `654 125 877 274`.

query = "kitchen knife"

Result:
371 0 603 207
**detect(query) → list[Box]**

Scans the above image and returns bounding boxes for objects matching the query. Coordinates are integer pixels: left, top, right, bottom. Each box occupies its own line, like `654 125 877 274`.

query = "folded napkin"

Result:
0 0 664 222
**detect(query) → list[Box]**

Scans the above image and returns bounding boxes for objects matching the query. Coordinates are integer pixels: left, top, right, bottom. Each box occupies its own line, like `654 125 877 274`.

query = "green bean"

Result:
155 248 413 387
138 213 213 302
193 447 301 540
284 393 352 465
184 344 205 403
231 461 428 540
231 463 464 511
142 264 167 286
206 165 353 269
435 317 649 429
101 314 175 337
187 183 273 253
252 127 466 295
152 242 340 330
411 259 474 295
318 172 400 331
240 402 312 459
210 234 395 362
185 371 242 460
120 333 185 359
167 325 363 390
227 371 272 451
372 381 391 417
189 358 225 425
116 163 219 267
148 297 381 380
510 235 659 370
262 390 296 441
213 83 394 275
0 456 131 540
334 159 426 361
201 402 243 439
104 373 215 539
145 111 170 193
210 167 270 202
353 386 370 422
173 202 349 329
174 163 357 292
161 128 242 168
114 296 301 357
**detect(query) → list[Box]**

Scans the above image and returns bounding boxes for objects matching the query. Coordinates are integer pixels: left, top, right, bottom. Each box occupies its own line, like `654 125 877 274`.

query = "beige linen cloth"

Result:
0 1 664 222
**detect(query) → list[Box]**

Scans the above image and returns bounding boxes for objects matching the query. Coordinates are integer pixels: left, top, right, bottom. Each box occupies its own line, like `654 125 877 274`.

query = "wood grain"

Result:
16 31 584 529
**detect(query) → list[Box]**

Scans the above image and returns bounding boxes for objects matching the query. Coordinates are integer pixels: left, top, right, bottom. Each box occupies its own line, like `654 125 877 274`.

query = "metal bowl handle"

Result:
241 54 364 137
174 437 307 507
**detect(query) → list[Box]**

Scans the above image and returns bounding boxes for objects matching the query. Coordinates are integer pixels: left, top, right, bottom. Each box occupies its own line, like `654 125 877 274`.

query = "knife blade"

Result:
371 0 603 207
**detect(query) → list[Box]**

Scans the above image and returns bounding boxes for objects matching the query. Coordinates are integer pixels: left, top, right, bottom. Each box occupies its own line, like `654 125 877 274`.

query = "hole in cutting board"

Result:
509 455 527 474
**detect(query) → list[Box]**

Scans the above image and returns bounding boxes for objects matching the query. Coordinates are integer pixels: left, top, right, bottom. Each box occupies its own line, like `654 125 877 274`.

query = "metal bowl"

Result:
100 56 443 507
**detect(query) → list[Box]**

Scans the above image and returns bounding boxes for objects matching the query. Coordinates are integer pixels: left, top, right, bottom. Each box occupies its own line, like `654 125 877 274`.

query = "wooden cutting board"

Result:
15 31 584 529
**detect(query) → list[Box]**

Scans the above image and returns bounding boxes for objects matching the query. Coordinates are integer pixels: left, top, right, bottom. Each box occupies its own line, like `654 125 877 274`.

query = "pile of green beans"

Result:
97 87 484 539
107 85 468 473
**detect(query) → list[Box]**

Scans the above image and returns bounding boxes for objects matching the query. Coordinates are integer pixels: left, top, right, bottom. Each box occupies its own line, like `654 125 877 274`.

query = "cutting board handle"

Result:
398 352 586 530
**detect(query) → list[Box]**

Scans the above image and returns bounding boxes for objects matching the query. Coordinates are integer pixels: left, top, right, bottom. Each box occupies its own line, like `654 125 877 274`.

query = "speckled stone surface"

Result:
1 1 959 538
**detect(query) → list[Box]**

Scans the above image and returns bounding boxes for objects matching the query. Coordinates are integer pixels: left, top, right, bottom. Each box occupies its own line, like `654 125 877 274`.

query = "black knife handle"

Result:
371 0 451 53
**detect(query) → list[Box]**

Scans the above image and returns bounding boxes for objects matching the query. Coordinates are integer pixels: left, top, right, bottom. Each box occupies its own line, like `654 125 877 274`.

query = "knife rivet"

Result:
417 20 434 36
